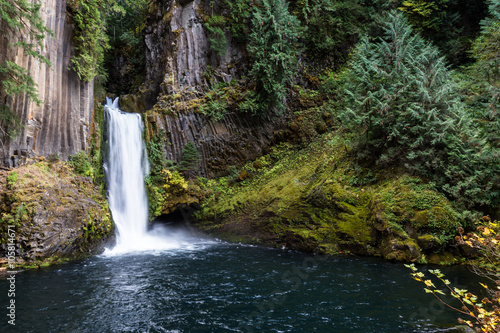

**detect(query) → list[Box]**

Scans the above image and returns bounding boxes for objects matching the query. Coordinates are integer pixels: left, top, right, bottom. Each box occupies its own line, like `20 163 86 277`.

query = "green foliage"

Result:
68 151 94 177
205 14 227 57
199 85 229 121
146 130 176 184
341 11 461 166
179 141 201 177
88 104 106 190
295 0 383 67
472 0 500 68
398 0 487 66
398 0 449 31
341 11 500 208
0 0 52 142
6 171 18 189
145 130 179 219
104 0 148 93
144 132 200 220
67 0 110 82
248 0 302 113
145 169 191 220
224 0 253 42
465 1 500 153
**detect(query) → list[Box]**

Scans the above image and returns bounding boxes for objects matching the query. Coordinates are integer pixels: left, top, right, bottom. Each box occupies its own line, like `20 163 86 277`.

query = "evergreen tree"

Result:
341 11 499 208
247 0 301 114
0 0 52 143
342 11 460 168
180 141 201 178
67 0 109 82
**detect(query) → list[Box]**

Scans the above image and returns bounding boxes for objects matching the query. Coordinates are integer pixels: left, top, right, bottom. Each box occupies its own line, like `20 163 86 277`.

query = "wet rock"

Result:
144 109 284 178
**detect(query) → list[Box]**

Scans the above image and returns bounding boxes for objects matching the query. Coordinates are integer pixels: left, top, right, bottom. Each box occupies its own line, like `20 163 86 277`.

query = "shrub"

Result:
68 151 93 177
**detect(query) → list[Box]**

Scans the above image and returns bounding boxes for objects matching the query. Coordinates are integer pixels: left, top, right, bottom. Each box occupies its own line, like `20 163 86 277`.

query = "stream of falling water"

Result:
103 97 199 255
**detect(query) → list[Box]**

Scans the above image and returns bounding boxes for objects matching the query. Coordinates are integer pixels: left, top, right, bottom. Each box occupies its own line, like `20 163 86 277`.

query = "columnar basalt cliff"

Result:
144 0 246 102
0 0 93 168
138 0 283 177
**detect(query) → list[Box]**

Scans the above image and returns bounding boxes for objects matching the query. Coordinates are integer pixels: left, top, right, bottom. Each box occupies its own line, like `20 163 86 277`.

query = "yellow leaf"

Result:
424 280 435 288
483 227 491 236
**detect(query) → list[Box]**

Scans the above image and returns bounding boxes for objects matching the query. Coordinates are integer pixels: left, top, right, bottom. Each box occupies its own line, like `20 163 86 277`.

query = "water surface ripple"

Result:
0 239 480 333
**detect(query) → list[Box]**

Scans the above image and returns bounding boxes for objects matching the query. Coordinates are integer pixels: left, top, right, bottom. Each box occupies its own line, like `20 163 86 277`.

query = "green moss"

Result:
0 160 113 270
193 131 464 263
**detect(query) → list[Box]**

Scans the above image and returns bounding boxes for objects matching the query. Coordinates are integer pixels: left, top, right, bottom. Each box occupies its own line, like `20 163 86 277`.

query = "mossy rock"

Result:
193 133 463 263
0 162 114 269
417 234 443 251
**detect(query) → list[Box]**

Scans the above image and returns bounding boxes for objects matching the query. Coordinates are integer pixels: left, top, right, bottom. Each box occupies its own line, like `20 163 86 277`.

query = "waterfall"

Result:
103 97 151 253
103 98 210 255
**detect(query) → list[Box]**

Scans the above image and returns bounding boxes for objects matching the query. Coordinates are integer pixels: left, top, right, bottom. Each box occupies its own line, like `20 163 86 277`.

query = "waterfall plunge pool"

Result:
0 233 480 333
1 99 478 332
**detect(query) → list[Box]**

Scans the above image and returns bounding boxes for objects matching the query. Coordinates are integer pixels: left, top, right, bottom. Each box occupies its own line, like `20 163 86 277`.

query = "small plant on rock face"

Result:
179 141 201 178
6 171 18 189
205 14 227 58
47 153 61 164
68 151 93 177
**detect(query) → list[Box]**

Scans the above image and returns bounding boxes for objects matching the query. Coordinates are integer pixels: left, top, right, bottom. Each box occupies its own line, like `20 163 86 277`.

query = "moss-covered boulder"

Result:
0 161 114 268
193 134 464 263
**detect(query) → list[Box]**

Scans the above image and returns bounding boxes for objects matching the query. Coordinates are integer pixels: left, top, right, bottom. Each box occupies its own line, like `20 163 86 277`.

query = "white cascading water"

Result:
103 97 195 255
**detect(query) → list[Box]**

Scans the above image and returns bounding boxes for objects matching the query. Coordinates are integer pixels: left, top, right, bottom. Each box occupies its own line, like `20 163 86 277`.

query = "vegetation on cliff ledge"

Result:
0 160 113 268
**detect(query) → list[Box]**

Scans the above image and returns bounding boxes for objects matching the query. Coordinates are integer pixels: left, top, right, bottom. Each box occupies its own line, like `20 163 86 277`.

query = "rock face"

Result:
0 0 93 168
0 162 113 266
138 0 282 178
144 0 246 104
145 109 280 178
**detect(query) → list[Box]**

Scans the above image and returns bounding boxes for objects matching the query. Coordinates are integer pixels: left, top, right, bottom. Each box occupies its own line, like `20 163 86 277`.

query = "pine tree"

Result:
342 11 459 168
341 11 499 208
247 0 301 114
180 141 201 178
0 0 52 142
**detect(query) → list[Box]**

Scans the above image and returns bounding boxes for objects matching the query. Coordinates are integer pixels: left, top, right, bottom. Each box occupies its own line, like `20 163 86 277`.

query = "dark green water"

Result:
0 236 480 332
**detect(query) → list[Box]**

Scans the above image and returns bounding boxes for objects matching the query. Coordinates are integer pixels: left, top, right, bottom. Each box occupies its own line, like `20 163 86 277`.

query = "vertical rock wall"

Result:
145 109 279 178
144 0 247 104
0 0 93 168
141 0 283 177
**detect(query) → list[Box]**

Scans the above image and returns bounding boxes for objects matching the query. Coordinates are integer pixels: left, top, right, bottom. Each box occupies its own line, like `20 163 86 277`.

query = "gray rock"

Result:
0 0 93 167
